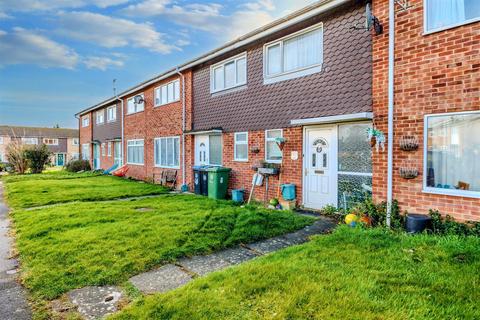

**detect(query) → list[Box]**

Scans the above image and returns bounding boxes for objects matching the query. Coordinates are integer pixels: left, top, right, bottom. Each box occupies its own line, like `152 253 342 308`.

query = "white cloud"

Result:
56 11 177 54
0 28 79 69
0 0 129 12
84 56 125 70
0 11 12 19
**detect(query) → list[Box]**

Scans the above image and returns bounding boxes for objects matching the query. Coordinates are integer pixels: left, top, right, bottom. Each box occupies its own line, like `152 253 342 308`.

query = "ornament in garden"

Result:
367 128 386 152
345 213 359 227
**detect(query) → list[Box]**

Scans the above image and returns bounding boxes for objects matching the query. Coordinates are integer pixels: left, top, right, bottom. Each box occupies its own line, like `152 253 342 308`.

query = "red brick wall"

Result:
372 0 480 221
123 70 193 187
79 113 93 166
184 127 303 204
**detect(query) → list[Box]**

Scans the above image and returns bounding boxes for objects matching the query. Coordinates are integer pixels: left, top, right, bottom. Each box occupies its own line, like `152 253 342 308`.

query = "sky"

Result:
0 0 315 129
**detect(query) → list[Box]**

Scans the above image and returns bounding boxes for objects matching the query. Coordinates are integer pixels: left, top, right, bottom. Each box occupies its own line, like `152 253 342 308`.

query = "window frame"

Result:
22 137 38 145
154 136 181 169
107 142 112 157
43 138 59 145
127 93 145 115
0 137 3 144
127 139 144 165
107 106 117 122
154 79 181 107
263 22 323 85
423 110 480 198
210 52 247 94
234 132 249 162
423 0 480 35
72 138 79 146
82 115 90 127
265 129 283 163
96 110 105 125
81 143 90 160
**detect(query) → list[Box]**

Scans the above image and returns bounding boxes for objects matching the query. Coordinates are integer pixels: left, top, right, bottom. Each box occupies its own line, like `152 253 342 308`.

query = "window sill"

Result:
423 17 480 36
211 84 247 96
154 165 180 169
127 162 144 166
155 99 180 108
422 188 480 199
264 65 322 85
107 120 116 123
126 111 144 116
265 159 282 164
233 159 248 162
96 123 104 126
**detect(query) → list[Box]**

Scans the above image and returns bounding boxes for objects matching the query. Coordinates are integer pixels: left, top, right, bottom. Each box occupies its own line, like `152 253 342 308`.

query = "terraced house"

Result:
0 126 79 166
77 0 480 222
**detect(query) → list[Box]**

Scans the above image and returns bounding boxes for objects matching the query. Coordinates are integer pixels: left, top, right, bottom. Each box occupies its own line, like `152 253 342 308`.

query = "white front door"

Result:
304 126 337 209
195 135 209 165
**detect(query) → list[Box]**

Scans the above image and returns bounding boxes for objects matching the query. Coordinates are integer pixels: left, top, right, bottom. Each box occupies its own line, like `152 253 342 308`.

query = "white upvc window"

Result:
73 138 79 146
43 138 58 145
96 110 105 125
107 142 112 157
0 137 3 144
234 132 248 162
424 0 480 34
71 153 80 160
101 143 106 156
127 94 145 114
423 111 480 198
22 137 38 145
264 23 323 84
82 115 90 127
210 52 247 93
82 143 90 160
154 136 180 168
0 153 4 162
107 106 117 122
155 80 180 107
265 129 283 163
127 139 144 165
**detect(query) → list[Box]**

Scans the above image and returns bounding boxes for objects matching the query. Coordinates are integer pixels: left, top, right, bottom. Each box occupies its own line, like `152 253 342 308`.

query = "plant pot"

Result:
370 136 377 147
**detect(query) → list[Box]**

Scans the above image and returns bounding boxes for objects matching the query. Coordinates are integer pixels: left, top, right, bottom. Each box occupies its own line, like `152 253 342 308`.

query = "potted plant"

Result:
366 128 386 152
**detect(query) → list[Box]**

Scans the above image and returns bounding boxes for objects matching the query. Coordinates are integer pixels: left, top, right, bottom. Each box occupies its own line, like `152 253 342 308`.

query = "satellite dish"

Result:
134 95 144 104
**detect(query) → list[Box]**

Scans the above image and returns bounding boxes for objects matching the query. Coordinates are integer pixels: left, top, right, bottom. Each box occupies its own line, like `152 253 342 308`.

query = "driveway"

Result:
0 181 31 320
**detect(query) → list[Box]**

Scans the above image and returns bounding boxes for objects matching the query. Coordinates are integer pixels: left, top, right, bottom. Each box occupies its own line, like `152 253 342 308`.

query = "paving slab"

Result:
67 286 123 320
178 253 231 276
129 264 192 294
214 247 259 265
0 182 31 320
245 237 291 254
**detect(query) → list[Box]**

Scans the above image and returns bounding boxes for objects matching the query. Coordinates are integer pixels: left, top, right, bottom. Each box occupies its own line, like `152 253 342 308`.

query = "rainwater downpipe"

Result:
386 0 395 228
176 67 187 191
115 96 124 166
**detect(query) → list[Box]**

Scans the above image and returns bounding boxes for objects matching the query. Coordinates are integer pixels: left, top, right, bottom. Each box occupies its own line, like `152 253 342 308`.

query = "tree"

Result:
24 144 52 174
6 140 29 174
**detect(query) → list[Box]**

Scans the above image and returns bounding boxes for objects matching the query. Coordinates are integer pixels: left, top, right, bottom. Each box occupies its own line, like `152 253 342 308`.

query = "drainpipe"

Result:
115 96 124 166
386 0 395 228
176 67 188 191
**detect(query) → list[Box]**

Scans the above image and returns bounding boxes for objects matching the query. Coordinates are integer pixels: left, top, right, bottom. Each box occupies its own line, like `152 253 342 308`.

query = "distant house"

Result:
0 126 79 166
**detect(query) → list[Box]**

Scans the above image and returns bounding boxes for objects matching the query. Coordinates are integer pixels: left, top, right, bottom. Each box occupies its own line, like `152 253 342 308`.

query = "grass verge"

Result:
111 226 480 320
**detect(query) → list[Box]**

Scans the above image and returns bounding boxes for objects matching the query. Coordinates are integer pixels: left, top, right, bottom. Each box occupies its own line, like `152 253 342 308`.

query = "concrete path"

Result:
66 216 335 319
0 182 32 320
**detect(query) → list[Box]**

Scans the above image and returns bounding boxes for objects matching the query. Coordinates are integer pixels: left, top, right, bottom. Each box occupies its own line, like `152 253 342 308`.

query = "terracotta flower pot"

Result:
370 136 377 147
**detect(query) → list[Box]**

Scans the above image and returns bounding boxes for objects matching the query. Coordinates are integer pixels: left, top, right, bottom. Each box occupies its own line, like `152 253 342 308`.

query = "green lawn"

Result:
112 226 480 320
13 195 313 300
1 170 102 183
3 175 169 209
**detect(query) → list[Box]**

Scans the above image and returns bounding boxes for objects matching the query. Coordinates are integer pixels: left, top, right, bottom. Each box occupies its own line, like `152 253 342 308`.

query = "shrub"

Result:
6 141 29 174
352 198 405 230
429 209 480 237
66 160 91 172
24 144 52 174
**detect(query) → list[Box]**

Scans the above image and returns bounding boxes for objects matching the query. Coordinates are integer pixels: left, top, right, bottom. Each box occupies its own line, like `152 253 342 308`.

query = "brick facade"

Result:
372 0 480 221
79 113 93 163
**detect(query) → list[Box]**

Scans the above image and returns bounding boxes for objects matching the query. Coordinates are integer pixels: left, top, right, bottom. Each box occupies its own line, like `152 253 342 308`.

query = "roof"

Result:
76 0 351 117
0 126 79 138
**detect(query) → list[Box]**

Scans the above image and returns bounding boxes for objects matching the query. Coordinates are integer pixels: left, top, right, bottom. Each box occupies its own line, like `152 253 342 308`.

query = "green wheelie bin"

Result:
207 167 232 200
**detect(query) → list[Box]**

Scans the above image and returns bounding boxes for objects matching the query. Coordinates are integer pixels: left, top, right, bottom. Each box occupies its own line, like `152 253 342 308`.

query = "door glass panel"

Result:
323 153 327 168
338 174 372 211
312 153 316 167
209 135 222 165
338 123 372 173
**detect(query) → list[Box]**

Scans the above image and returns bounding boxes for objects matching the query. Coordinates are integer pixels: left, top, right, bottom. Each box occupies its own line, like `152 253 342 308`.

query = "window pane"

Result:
236 58 246 84
338 174 372 211
155 140 160 165
214 67 224 91
209 135 222 165
128 100 135 113
167 83 174 103
174 81 180 101
174 138 179 167
236 133 247 142
426 0 479 31
235 144 248 160
137 96 144 112
426 113 480 192
161 139 167 166
284 28 322 72
155 88 161 105
167 138 174 166
266 129 282 139
224 61 236 88
338 123 372 173
266 141 282 161
161 86 168 105
267 44 281 75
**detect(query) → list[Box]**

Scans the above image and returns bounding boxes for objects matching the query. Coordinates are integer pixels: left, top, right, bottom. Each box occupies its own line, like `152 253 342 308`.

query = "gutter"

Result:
386 0 395 227
176 67 188 191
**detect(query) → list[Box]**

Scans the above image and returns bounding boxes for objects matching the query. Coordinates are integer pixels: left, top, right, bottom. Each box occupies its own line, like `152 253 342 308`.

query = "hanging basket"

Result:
399 167 418 179
399 135 419 151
